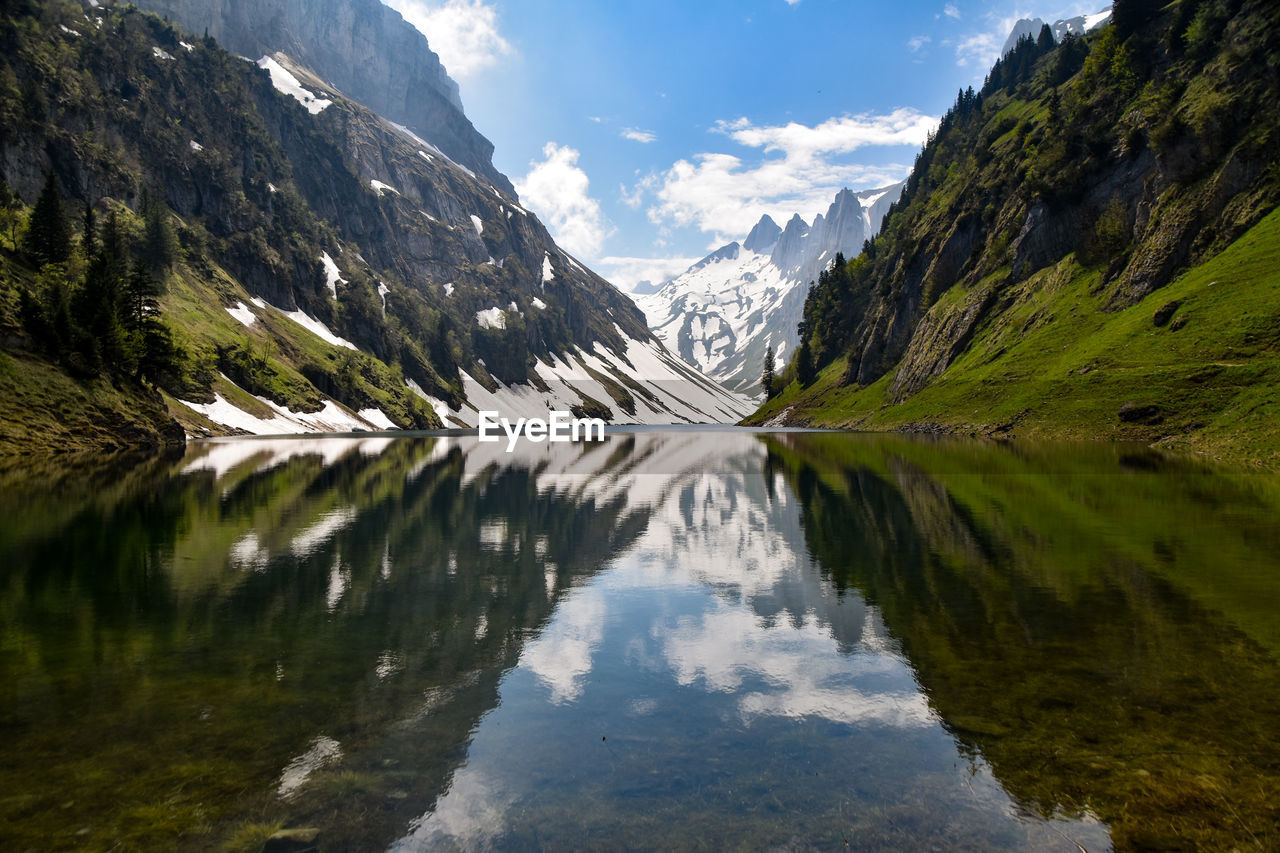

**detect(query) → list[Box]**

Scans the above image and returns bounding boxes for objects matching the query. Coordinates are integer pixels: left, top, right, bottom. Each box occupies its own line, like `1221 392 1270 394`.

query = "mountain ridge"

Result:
1001 6 1113 56
128 0 516 196
639 182 903 396
0 0 749 453
748 0 1280 466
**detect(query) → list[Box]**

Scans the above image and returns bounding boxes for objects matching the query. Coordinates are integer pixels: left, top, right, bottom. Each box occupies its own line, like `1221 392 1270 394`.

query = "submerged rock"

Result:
264 827 320 852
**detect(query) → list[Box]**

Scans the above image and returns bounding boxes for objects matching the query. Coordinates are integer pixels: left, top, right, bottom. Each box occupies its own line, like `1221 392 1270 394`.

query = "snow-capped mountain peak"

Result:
1002 6 1112 56
743 215 783 253
639 182 904 397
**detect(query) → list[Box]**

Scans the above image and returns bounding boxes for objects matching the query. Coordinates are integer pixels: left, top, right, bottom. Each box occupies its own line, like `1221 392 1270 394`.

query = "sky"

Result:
382 0 1108 290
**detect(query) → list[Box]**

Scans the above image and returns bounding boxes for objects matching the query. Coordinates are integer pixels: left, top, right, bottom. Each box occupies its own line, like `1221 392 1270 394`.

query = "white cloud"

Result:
516 143 614 260
944 3 962 18
715 110 937 154
383 0 513 79
638 110 934 238
955 29 1002 67
594 255 701 292
621 127 658 144
619 173 657 210
907 34 932 52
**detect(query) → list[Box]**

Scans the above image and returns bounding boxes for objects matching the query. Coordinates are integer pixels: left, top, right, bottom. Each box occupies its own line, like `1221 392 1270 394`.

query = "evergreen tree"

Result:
139 188 177 272
82 202 96 259
75 210 130 370
762 345 776 397
21 172 71 266
124 262 181 383
124 258 161 330
1113 0 1160 38
796 338 815 387
0 177 18 247
1037 23 1055 52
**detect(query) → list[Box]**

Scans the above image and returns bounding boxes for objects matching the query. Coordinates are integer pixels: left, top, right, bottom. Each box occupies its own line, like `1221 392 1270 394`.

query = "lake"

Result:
1 429 1278 851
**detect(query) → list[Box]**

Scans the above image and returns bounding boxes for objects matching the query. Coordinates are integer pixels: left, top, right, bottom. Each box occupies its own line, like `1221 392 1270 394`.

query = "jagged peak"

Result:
743 214 782 253
831 187 860 205
1001 6 1111 56
781 213 809 234
686 241 742 274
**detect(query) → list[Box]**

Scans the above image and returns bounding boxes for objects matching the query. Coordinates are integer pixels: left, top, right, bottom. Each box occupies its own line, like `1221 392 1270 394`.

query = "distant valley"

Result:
638 184 901 397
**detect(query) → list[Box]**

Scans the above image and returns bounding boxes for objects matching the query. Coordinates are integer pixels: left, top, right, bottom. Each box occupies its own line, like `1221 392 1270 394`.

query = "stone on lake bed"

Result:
264 827 320 852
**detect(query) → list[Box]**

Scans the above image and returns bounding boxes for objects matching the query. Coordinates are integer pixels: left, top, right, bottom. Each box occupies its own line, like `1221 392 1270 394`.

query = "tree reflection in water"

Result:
1 431 1277 850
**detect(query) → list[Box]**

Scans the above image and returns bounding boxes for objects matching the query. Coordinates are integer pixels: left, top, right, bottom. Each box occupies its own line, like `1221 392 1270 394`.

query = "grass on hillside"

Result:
749 206 1280 468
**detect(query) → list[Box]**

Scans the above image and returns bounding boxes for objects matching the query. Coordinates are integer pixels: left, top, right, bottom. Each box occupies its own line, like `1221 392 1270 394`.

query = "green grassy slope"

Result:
751 207 1280 467
750 0 1280 467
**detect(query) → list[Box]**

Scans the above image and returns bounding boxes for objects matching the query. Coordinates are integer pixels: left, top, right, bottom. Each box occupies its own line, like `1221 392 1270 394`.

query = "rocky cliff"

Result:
0 0 749 453
749 0 1280 465
129 0 515 196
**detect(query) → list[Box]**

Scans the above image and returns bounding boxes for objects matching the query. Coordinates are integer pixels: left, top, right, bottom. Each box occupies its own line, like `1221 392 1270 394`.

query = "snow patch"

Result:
357 408 398 430
370 179 398 196
152 46 175 61
280 308 357 350
59 24 79 37
859 189 889 209
390 121 430 148
189 140 204 152
541 253 555 286
257 55 331 114
320 252 345 300
470 214 484 236
254 296 357 350
531 297 547 310
377 281 390 316
442 282 455 297
406 379 452 424
179 393 303 435
392 126 477 179
225 301 256 327
475 307 506 330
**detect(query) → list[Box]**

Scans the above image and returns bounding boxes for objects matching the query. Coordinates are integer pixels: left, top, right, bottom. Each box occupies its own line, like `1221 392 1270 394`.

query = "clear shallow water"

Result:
1 430 1278 850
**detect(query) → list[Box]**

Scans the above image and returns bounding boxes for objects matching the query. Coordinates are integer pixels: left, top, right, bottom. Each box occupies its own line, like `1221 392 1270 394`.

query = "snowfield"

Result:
257 55 332 114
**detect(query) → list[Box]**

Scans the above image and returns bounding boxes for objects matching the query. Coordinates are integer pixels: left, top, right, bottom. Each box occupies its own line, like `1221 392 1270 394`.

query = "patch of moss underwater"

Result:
764 432 1280 850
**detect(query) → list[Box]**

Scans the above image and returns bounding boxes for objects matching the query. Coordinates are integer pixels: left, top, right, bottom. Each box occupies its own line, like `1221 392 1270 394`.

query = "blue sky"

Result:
383 0 1107 289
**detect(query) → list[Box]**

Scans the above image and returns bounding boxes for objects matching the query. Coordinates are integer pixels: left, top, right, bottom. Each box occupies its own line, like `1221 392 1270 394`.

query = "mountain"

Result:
0 0 749 453
1001 6 1113 56
638 183 902 396
130 0 515 196
748 0 1280 466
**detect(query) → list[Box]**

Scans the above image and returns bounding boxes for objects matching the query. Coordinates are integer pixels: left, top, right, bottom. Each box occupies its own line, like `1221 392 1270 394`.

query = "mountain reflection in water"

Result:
0 430 1277 851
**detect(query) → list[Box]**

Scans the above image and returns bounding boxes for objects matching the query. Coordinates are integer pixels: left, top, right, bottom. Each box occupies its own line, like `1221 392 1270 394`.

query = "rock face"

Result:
742 215 781 253
638 183 903 396
757 0 1280 440
132 0 514 195
1001 6 1112 55
2 1 750 433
